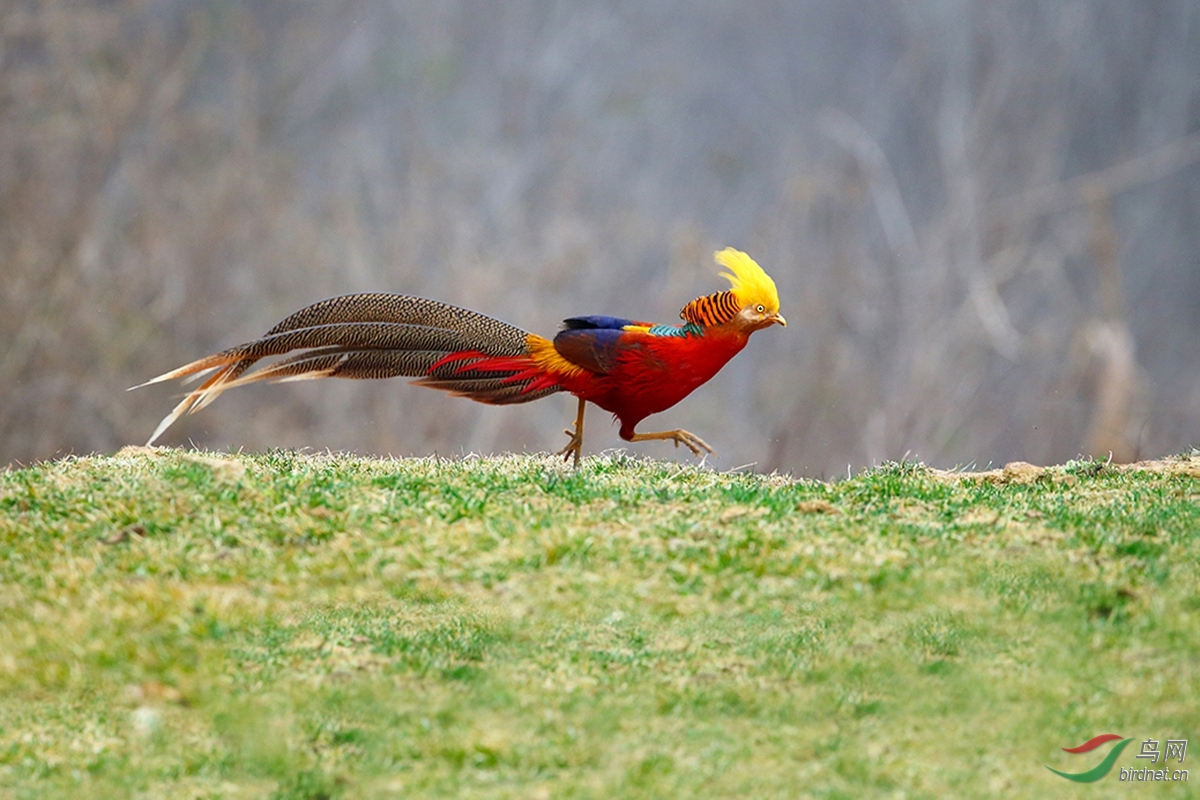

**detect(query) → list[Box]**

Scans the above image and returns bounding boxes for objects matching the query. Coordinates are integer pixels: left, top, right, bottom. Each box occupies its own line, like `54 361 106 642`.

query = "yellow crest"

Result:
715 248 779 314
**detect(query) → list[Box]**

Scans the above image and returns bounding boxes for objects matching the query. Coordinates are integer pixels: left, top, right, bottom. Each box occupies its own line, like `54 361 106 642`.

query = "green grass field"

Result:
1 448 1196 798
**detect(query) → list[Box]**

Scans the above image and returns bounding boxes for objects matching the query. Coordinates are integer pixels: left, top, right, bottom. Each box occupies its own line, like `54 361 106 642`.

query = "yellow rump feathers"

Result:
715 248 779 314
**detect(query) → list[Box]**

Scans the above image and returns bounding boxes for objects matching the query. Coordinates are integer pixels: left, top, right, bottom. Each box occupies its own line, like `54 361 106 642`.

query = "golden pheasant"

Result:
137 248 785 464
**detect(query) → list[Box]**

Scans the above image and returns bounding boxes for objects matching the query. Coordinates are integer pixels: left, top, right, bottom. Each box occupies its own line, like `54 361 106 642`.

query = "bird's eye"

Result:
756 304 765 313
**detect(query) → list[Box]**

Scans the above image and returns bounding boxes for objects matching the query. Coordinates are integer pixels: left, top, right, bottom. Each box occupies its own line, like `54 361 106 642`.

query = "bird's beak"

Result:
771 313 787 327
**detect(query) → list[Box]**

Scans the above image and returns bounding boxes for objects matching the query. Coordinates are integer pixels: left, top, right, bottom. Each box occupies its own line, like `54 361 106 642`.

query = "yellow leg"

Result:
556 397 587 467
626 428 715 458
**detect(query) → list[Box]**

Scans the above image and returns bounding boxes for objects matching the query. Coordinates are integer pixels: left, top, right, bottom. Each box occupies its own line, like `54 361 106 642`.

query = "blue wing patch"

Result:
561 315 642 330
553 327 631 374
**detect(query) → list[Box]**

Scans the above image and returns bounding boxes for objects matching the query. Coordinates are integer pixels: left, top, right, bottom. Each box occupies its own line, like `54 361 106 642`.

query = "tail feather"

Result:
136 293 564 444
220 348 452 389
134 322 486 388
129 355 237 390
260 294 532 350
143 363 243 446
414 376 561 405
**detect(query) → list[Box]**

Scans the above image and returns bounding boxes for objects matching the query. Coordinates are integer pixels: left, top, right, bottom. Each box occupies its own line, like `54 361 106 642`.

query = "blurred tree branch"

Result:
988 133 1200 225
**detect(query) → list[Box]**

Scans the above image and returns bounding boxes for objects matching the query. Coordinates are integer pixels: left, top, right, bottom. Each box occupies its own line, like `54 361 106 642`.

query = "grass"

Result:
1 448 1197 798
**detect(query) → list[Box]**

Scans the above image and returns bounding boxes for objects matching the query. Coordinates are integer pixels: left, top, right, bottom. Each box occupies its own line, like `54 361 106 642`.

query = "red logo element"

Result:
1062 734 1125 754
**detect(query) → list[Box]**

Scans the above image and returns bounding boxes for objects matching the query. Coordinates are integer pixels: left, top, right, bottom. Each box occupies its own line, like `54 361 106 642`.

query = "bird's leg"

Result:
626 428 715 458
556 397 587 467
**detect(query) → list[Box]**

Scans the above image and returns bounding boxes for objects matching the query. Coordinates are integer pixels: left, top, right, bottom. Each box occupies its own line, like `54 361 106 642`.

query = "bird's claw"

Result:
557 427 583 466
628 427 715 459
556 398 587 467
673 431 714 458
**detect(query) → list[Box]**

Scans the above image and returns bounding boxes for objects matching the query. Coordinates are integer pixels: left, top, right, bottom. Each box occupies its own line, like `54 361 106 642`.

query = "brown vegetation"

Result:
3 2 1198 475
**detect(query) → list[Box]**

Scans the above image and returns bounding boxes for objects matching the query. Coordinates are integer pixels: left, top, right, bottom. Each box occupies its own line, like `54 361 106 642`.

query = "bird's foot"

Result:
628 428 715 458
556 398 587 468
557 426 583 467
669 430 714 457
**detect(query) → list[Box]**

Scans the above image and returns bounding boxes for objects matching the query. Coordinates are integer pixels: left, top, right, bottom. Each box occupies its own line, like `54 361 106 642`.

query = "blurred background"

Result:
3 1 1199 476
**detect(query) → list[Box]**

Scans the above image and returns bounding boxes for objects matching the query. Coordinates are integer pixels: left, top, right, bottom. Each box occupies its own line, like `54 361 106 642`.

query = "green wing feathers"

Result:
136 293 559 445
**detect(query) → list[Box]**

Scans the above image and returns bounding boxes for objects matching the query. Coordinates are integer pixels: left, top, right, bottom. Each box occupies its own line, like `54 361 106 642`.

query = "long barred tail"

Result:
133 293 562 445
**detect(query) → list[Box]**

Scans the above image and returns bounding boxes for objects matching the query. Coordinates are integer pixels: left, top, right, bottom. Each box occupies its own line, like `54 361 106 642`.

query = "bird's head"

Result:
680 248 786 332
717 247 787 331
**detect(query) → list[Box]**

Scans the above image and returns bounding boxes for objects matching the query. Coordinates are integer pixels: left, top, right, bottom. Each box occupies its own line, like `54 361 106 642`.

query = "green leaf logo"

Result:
1046 735 1133 783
